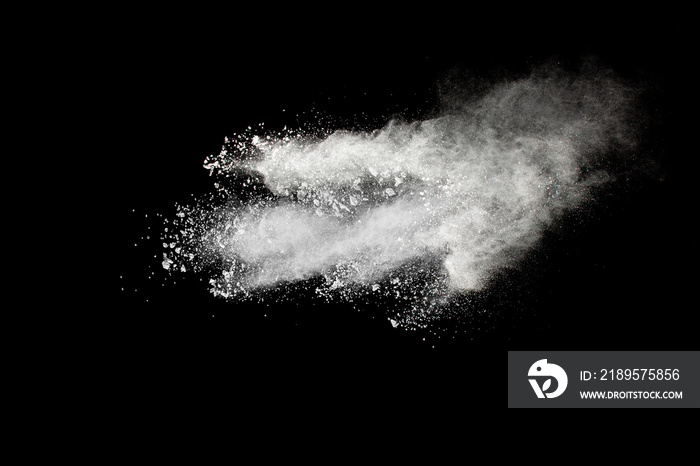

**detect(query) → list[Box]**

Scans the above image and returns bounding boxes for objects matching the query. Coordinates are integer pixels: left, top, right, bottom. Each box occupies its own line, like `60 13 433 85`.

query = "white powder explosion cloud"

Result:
162 63 642 326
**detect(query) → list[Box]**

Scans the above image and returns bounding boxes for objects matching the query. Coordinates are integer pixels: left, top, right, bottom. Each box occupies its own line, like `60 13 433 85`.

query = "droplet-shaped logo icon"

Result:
528 359 568 398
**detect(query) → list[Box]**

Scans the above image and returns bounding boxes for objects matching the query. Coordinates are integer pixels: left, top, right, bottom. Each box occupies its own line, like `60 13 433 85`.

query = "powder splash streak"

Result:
161 63 642 328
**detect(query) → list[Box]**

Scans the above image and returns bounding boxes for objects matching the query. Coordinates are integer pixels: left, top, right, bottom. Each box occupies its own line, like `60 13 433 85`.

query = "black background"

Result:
90 15 696 408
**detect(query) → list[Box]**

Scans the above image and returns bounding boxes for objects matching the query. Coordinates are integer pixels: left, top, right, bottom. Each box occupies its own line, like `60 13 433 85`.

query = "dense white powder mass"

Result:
162 64 640 326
